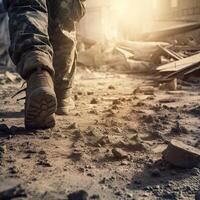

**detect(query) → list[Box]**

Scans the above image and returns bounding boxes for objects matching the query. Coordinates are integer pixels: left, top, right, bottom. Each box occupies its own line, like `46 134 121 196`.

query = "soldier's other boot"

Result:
25 68 57 129
55 88 75 115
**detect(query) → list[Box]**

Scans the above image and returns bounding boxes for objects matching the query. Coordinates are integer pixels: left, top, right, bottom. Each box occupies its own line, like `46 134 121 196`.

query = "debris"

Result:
159 78 178 91
68 123 78 130
5 71 17 83
90 98 98 104
112 99 121 105
117 40 169 62
112 148 128 159
0 184 27 200
162 139 200 168
133 86 155 95
170 122 188 135
108 85 115 90
68 190 88 200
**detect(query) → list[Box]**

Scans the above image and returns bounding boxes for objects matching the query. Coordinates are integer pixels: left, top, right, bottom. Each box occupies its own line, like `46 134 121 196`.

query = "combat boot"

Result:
55 88 75 115
25 68 57 129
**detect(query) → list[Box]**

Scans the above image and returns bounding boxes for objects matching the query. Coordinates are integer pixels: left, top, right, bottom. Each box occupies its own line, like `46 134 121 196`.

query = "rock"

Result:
170 122 188 135
0 184 27 200
112 148 128 159
68 190 88 200
108 85 115 90
90 194 100 199
90 98 98 104
163 139 200 168
195 190 200 200
87 91 94 95
112 99 121 105
68 123 78 130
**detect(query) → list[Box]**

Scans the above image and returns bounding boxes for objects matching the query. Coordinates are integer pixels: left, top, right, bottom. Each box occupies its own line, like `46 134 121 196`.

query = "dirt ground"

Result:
0 70 200 200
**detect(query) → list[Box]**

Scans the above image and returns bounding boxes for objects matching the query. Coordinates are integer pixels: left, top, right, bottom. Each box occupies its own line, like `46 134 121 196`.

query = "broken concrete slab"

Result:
162 139 200 168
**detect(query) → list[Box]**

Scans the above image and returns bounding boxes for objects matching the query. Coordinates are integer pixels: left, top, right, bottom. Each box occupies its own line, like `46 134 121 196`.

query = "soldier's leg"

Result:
48 0 85 115
49 20 76 115
4 0 57 129
3 0 54 78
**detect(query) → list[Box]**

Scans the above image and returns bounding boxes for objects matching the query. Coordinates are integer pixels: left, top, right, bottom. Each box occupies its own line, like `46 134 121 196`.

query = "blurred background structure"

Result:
78 0 200 41
0 0 13 69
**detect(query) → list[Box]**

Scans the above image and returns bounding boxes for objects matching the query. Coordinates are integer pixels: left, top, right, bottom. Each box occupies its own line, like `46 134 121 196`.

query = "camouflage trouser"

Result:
3 0 85 94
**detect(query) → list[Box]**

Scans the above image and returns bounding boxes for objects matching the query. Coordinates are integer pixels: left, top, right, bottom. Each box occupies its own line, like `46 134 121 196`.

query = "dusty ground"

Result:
0 70 200 200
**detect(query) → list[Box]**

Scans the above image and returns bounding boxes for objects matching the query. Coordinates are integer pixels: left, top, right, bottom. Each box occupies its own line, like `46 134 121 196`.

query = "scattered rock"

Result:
69 149 82 161
68 123 78 130
170 122 188 135
0 184 27 200
159 98 176 104
87 91 94 95
90 98 98 104
133 86 155 95
163 139 200 168
37 155 51 167
68 190 88 200
112 99 121 105
112 148 128 159
90 194 100 199
8 166 19 174
108 85 115 90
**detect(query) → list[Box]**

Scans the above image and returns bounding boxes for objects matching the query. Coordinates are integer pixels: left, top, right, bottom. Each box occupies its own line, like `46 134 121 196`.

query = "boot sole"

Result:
25 87 57 130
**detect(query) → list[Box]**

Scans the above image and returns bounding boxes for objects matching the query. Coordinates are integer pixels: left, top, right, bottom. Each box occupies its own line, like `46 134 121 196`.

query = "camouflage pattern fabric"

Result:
3 0 85 92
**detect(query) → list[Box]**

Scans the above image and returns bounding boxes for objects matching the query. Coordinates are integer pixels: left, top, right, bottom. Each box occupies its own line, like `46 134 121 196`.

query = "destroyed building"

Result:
0 1 200 200
156 0 200 21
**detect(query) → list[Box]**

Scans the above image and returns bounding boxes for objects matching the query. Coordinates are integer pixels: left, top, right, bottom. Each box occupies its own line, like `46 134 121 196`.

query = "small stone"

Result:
108 85 115 90
90 98 98 104
112 148 128 159
87 91 94 95
74 94 79 101
90 194 100 199
68 190 88 200
9 166 19 174
114 190 122 196
68 123 78 130
113 99 121 105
